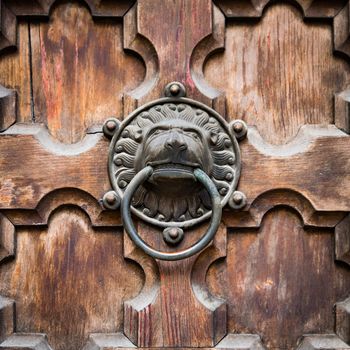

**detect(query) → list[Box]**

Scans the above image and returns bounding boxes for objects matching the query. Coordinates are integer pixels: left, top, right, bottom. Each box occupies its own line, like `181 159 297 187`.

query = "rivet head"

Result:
232 192 243 204
163 227 184 246
168 227 180 239
225 172 233 181
119 180 127 188
220 188 228 196
230 119 248 140
102 191 120 210
228 190 247 210
169 84 180 96
106 120 116 132
233 121 243 133
164 81 186 97
103 117 120 138
228 157 235 165
105 192 116 205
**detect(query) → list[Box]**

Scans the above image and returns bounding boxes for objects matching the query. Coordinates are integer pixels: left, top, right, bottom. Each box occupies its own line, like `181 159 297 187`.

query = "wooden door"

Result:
0 1 349 350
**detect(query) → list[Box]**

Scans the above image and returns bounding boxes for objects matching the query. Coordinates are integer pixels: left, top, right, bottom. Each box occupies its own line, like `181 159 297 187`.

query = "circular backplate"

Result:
108 97 241 228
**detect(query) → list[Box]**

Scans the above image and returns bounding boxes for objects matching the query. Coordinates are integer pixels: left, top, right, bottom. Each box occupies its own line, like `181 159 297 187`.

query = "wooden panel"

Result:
204 3 350 144
30 1 145 143
0 22 31 122
124 223 226 348
208 208 350 350
123 0 226 114
0 207 143 350
0 126 349 212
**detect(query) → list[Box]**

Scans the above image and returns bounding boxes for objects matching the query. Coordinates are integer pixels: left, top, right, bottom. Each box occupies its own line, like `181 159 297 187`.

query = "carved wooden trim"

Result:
0 334 53 350
0 296 14 343
335 214 350 266
0 125 349 214
214 1 347 19
0 86 16 132
82 333 265 350
123 224 227 347
0 0 135 53
122 0 226 116
297 334 350 349
0 213 14 264
336 296 350 344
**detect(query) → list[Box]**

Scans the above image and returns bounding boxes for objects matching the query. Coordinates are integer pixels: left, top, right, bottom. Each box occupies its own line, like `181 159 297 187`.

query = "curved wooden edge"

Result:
213 1 350 98
214 1 346 19
335 214 350 266
336 296 350 344
82 333 265 350
0 0 136 54
190 3 226 116
191 224 227 345
2 188 121 227
296 334 350 349
123 231 160 347
123 2 159 116
0 86 16 132
223 188 347 229
4 0 135 18
0 124 349 215
0 333 53 350
0 296 14 343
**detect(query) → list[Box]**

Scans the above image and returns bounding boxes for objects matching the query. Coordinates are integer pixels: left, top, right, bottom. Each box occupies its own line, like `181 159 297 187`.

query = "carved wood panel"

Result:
0 1 349 350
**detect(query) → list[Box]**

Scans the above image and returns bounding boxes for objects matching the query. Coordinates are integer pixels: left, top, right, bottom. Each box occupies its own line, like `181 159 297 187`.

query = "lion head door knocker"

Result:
102 82 247 261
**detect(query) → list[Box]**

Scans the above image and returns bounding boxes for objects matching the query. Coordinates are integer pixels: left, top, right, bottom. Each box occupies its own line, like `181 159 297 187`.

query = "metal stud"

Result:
164 81 186 98
228 190 247 210
102 191 120 210
230 119 248 141
103 118 120 139
163 227 184 245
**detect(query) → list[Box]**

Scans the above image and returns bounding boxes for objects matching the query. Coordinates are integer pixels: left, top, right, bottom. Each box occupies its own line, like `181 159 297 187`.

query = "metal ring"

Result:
121 166 222 261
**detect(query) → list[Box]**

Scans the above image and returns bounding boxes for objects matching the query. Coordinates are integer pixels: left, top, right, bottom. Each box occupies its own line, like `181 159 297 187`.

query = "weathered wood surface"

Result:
29 2 144 143
123 0 226 114
0 125 348 214
0 207 143 350
124 223 226 347
0 1 349 350
204 4 350 144
210 208 350 349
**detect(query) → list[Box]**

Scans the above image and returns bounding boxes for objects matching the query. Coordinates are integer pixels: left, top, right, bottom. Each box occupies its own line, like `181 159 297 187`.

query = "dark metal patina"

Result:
103 82 246 260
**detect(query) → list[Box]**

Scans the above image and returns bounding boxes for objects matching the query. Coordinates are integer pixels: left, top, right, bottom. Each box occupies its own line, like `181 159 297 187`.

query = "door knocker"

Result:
102 82 247 260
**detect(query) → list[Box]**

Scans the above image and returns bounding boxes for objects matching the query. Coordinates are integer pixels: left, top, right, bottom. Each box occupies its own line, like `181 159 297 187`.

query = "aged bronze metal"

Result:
121 166 222 260
230 119 248 140
102 190 120 210
103 82 246 259
228 190 247 210
103 118 120 139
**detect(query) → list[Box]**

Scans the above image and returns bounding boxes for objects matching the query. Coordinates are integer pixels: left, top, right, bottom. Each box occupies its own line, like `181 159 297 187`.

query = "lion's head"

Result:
111 103 238 223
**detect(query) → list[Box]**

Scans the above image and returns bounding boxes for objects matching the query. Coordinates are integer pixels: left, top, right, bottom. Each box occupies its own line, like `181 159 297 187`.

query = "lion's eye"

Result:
188 132 200 140
151 129 163 137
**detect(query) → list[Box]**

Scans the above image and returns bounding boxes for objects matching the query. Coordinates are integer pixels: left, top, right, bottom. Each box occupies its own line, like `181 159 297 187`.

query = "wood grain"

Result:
124 222 227 347
204 3 350 144
208 208 350 350
0 22 31 122
30 1 144 143
0 126 349 213
123 0 225 114
0 207 143 350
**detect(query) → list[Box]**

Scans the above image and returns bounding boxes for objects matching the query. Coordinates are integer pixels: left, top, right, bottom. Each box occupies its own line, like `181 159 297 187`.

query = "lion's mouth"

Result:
147 161 200 182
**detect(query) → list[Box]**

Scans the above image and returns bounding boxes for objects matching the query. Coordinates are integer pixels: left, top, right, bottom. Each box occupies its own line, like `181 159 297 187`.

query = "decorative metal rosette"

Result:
107 89 242 228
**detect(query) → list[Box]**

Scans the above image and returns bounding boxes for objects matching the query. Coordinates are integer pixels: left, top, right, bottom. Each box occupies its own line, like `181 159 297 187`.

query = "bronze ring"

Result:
121 166 222 261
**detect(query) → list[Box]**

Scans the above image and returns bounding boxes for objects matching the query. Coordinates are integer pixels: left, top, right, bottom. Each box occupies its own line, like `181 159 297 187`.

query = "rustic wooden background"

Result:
0 1 349 350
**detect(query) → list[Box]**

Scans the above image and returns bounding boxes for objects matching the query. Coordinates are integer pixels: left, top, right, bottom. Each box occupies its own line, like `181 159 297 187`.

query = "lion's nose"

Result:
165 133 187 151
